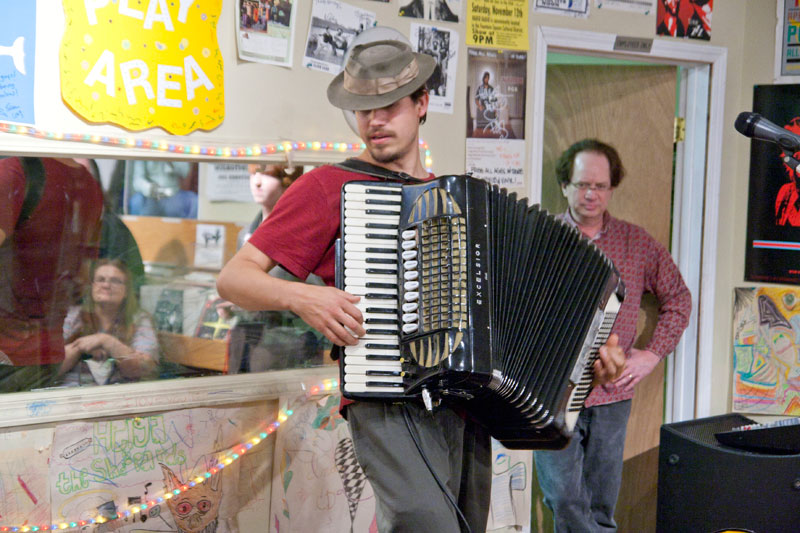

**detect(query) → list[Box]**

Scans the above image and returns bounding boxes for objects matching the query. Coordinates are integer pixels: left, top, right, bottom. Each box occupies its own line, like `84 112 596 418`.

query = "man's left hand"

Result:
613 348 661 392
592 333 626 386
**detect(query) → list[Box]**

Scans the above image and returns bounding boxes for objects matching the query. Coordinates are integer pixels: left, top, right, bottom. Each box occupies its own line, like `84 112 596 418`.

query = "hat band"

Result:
343 59 420 96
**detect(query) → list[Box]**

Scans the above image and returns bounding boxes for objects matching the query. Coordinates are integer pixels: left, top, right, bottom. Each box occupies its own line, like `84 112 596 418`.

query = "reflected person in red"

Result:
775 117 800 226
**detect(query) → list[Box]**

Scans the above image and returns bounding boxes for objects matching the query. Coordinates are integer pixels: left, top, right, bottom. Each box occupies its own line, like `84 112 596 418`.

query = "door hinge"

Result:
674 117 686 143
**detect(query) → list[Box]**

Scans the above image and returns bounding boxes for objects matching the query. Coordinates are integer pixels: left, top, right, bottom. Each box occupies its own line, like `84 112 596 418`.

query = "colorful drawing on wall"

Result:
0 0 36 125
0 429 53 528
270 394 377 533
732 287 800 416
655 0 712 40
50 406 265 531
60 0 225 135
744 84 800 284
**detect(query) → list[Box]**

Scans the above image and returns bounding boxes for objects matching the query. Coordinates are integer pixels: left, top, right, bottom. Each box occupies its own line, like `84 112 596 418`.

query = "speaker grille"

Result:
664 413 754 447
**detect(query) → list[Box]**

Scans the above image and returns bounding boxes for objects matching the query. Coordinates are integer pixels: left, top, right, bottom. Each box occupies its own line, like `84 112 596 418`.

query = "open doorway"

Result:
527 26 727 532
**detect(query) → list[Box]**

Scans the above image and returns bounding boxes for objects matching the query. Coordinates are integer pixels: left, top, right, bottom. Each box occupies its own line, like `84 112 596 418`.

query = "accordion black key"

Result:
335 175 625 449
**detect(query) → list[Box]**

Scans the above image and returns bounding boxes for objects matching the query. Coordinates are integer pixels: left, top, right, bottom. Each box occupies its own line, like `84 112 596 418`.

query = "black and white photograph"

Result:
398 0 461 23
303 0 376 74
411 23 458 114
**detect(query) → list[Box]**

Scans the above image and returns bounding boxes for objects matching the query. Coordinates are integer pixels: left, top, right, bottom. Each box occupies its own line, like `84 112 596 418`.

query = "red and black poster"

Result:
656 0 712 40
745 84 800 284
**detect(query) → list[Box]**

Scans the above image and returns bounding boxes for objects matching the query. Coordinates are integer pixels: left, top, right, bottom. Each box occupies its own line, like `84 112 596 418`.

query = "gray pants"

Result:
347 401 491 533
533 400 632 533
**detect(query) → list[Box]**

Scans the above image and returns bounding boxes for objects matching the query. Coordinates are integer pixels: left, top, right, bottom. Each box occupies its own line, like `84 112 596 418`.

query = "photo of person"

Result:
411 24 458 114
236 0 297 66
303 0 375 74
399 0 460 22
466 48 526 140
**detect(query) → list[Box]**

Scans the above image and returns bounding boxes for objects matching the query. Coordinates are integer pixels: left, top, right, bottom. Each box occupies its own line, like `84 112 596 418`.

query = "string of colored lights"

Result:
0 121 435 171
0 378 340 532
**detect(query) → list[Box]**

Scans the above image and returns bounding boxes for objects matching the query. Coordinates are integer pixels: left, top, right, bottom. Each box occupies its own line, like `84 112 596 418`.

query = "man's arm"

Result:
615 236 692 392
0 228 6 246
217 243 367 346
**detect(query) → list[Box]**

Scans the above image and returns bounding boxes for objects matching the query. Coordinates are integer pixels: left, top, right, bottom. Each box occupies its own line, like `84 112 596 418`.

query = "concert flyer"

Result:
744 84 800 284
466 0 528 51
465 48 526 188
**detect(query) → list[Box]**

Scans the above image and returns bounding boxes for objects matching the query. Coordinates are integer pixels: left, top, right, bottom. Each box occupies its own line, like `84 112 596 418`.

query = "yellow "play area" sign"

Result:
61 0 224 135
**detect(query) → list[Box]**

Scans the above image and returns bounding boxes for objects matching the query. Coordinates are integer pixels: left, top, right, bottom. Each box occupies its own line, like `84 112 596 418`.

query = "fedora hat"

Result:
327 40 436 111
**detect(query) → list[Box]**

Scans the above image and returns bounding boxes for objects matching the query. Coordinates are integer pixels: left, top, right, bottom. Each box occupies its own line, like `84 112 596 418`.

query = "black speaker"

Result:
657 413 800 533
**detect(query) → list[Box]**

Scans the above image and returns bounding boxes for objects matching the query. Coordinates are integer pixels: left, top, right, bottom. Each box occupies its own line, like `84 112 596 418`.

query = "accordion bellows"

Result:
335 175 625 450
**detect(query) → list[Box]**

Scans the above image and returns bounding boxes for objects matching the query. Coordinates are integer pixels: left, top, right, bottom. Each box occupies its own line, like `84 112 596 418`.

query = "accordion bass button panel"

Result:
341 182 406 395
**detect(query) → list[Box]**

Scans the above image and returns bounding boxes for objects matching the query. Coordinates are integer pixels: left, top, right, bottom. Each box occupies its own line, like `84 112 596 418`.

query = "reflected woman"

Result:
58 259 159 386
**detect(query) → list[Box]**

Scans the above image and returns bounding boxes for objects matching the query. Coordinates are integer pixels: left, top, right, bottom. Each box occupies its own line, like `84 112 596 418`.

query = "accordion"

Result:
335 175 625 449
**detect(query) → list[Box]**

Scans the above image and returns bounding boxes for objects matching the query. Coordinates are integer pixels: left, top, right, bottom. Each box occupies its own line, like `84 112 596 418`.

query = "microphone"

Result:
735 111 800 153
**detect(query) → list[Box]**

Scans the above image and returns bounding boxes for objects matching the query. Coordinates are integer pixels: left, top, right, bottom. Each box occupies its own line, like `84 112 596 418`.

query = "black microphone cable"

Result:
401 404 473 533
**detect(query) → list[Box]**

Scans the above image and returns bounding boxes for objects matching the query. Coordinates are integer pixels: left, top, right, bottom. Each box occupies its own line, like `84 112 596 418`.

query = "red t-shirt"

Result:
249 164 433 284
0 158 104 365
248 164 434 408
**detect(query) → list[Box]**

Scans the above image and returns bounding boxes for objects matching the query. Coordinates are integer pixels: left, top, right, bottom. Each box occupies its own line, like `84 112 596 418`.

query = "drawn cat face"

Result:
161 463 222 533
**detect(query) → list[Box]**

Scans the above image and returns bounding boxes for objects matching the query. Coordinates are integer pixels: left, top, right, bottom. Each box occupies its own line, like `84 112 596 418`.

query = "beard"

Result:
368 146 402 164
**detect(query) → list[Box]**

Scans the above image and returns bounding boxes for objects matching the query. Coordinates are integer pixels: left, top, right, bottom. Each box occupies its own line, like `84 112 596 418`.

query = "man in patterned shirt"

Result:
534 139 692 532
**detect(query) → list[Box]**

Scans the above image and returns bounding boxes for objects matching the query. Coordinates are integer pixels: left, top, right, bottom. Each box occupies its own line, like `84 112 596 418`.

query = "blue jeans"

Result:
534 400 632 533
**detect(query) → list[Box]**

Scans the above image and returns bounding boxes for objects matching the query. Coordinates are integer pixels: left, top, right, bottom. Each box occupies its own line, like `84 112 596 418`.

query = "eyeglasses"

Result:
569 182 612 193
93 276 125 286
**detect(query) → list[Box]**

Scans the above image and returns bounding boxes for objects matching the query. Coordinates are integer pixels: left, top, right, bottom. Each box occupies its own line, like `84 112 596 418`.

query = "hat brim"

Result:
327 53 437 111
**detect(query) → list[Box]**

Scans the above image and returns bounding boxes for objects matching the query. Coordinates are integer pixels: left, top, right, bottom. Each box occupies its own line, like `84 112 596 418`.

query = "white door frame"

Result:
530 26 728 422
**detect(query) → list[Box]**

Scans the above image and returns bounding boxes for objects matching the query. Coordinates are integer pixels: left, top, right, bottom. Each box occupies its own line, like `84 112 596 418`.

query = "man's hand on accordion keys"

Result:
592 333 626 388
288 284 366 346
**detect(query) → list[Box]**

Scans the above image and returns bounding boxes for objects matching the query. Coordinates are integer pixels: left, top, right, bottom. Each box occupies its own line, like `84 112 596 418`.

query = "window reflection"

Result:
0 156 331 394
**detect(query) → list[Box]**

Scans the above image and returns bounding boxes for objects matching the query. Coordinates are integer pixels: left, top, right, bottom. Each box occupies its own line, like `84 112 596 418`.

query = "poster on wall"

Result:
744 84 800 284
399 0 461 23
410 24 459 114
60 0 225 135
0 0 36 125
655 0 712 40
532 0 589 18
0 428 53 528
466 0 528 50
235 0 297 66
732 287 800 416
303 0 376 74
270 394 377 532
594 0 655 14
465 48 526 187
206 162 253 203
778 0 800 78
50 406 267 531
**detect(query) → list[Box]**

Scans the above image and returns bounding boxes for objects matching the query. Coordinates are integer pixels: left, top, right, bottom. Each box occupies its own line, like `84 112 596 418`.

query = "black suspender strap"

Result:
333 158 427 184
17 157 45 227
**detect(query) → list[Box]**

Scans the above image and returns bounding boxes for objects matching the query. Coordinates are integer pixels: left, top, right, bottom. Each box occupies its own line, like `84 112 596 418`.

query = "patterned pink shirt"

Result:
558 210 692 407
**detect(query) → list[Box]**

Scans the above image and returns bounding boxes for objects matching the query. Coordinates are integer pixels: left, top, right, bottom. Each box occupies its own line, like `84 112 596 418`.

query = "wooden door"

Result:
532 63 678 533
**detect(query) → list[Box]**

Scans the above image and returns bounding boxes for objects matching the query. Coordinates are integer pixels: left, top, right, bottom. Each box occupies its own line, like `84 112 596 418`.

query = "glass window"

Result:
0 156 332 394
